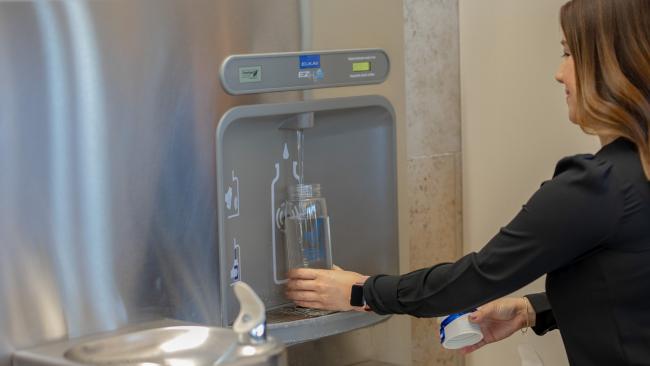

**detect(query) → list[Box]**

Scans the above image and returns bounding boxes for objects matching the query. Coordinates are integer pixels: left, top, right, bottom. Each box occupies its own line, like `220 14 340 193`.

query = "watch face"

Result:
350 284 364 307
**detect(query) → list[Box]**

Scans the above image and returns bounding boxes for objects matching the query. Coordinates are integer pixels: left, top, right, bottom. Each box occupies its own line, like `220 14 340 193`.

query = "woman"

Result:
285 0 650 364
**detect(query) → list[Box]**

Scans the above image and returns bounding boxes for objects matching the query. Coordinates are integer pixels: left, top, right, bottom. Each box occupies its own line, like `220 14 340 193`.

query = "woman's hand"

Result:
460 297 536 354
285 265 369 312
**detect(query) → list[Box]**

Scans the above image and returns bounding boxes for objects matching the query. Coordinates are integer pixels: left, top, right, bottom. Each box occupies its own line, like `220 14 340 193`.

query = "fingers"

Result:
287 268 320 280
471 298 514 322
285 290 320 302
285 279 319 291
459 340 486 355
469 305 491 323
294 300 323 309
468 311 480 323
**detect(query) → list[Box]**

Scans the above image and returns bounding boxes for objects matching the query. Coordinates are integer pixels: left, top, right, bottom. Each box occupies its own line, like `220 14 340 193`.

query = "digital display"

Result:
352 61 371 72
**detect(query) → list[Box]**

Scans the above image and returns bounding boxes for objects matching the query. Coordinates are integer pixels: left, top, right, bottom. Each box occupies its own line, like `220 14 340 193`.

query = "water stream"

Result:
296 129 304 185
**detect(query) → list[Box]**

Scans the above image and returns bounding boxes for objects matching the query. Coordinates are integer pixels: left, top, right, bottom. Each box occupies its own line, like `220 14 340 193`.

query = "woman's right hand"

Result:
460 297 536 354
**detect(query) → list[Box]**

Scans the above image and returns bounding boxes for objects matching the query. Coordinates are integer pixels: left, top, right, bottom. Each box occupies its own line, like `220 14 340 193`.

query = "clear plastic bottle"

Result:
284 184 332 270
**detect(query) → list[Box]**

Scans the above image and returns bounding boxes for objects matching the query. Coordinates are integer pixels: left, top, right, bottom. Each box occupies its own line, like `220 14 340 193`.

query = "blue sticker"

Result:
299 54 321 69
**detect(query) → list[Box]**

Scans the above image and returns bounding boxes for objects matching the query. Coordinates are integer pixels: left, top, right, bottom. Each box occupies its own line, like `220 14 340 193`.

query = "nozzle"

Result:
279 112 314 130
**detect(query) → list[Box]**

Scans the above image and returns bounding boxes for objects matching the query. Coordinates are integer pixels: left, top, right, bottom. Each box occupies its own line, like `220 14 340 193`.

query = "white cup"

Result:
439 313 484 350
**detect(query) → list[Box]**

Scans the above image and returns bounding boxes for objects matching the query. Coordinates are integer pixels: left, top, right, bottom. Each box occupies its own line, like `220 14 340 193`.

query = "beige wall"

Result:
460 1 599 365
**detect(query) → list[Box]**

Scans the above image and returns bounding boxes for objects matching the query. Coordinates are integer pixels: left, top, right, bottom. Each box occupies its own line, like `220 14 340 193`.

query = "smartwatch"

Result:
350 283 366 307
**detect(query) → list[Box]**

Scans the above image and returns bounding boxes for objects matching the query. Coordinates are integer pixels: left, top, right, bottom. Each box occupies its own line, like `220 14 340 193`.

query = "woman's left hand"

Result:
285 265 369 312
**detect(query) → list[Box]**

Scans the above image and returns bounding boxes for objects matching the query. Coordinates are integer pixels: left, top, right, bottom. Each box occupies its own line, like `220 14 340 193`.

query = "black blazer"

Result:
364 138 650 365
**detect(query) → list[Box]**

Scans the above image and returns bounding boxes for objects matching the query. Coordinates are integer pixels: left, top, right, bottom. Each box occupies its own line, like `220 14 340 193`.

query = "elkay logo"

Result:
298 70 312 79
299 54 321 69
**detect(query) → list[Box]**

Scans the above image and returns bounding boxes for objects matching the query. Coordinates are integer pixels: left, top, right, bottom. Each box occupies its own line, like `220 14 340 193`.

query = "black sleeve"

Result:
525 292 557 335
364 154 623 317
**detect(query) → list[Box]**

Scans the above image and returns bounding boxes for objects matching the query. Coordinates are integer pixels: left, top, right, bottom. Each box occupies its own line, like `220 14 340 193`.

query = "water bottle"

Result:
284 184 332 270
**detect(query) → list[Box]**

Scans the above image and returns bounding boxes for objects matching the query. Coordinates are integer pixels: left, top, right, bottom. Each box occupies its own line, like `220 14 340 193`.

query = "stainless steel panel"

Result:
0 0 405 364
0 1 302 364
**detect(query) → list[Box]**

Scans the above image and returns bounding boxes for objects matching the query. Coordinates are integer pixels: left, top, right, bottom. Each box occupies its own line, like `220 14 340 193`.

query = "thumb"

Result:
468 310 482 323
332 264 344 271
469 304 493 323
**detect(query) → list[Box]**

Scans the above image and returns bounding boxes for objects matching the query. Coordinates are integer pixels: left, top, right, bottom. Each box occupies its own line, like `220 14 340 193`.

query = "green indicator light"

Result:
352 61 371 72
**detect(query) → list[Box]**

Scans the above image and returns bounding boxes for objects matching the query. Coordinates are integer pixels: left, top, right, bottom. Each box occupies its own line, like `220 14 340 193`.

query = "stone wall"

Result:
404 0 463 365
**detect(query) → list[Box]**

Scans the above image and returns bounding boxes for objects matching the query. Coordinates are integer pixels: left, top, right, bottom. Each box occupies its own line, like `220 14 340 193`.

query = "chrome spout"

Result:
215 282 287 365
232 281 267 344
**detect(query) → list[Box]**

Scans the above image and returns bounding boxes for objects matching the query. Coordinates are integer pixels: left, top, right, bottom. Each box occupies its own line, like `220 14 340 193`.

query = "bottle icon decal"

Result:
225 170 240 219
283 143 290 160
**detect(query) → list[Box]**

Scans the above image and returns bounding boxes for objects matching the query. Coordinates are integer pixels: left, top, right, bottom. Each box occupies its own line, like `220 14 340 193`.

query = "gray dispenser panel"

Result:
216 95 398 344
220 49 390 95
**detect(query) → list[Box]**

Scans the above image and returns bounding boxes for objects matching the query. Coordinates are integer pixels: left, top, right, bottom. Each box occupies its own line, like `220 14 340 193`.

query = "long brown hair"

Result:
561 0 650 179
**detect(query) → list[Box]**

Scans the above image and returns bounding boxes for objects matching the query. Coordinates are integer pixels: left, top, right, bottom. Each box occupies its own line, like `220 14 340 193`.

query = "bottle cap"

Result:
439 312 483 350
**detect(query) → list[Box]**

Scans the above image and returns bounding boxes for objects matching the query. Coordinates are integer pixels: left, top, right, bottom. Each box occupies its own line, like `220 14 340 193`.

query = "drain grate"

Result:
266 306 337 323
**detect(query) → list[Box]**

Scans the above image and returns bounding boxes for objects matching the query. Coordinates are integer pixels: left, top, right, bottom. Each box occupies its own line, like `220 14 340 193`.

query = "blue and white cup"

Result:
439 311 484 350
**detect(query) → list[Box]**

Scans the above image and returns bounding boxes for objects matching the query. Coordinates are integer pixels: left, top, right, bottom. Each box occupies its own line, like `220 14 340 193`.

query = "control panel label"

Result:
239 66 262 83
299 54 321 69
221 49 388 94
